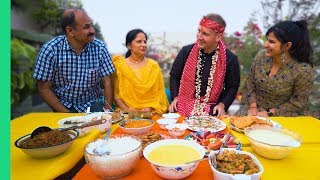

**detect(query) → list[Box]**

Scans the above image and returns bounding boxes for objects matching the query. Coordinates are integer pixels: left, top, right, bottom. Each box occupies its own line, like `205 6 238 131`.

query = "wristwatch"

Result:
267 109 274 116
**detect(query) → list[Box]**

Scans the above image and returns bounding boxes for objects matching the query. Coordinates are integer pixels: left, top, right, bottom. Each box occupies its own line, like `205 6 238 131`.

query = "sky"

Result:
81 0 263 54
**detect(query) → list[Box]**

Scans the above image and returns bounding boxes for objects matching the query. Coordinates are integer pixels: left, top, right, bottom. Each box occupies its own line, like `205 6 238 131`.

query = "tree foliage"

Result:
11 39 37 105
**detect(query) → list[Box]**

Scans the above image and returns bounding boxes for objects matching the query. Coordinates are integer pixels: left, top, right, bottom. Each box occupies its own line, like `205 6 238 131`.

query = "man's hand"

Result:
212 103 226 116
169 97 178 113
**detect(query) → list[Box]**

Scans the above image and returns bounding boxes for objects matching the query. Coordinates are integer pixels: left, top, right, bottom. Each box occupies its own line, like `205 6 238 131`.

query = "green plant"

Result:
11 39 37 105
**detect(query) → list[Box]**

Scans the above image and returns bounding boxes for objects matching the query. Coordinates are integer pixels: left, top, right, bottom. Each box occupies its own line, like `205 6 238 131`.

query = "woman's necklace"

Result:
129 57 144 64
190 47 219 116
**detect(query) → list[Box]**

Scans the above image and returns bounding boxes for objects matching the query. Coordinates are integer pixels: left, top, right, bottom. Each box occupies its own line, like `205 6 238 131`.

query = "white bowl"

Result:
156 118 178 129
162 113 181 119
84 113 112 133
15 129 79 159
209 148 264 180
85 135 142 179
143 139 206 179
166 123 188 137
58 116 91 137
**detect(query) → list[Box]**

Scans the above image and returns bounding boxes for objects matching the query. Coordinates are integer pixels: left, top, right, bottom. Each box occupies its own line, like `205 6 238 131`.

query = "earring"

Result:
281 53 286 64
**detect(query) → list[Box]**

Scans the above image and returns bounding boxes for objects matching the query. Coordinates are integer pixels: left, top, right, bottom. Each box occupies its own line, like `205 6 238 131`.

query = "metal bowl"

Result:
14 129 79 159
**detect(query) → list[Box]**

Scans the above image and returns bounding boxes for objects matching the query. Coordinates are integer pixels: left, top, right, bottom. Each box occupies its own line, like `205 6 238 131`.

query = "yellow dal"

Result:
148 144 201 165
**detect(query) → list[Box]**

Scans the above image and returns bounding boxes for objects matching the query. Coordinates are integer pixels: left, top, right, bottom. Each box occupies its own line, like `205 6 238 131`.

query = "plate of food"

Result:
85 110 126 124
184 131 241 153
229 115 281 133
137 131 173 150
183 116 226 132
57 116 111 136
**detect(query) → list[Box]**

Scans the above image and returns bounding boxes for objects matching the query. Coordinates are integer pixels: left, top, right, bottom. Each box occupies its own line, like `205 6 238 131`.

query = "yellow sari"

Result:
112 55 169 113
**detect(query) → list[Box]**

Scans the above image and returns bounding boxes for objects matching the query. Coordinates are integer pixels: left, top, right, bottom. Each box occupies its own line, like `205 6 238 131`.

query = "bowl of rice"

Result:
84 134 142 179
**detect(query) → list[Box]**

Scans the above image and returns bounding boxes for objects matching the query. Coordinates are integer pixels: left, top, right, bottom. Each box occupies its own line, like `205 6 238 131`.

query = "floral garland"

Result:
190 46 219 116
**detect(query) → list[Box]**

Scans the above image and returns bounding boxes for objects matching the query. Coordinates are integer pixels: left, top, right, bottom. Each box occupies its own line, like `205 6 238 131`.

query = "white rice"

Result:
86 136 141 155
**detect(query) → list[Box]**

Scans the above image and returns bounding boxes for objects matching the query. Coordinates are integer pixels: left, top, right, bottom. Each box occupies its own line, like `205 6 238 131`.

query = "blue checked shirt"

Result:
33 35 115 112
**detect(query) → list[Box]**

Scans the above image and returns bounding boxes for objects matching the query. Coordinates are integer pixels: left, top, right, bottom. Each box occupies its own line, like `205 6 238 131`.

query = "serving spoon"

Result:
92 128 112 155
30 119 107 139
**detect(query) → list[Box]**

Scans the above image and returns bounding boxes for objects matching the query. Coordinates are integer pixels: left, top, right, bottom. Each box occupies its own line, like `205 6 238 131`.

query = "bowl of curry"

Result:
118 119 154 134
14 129 79 159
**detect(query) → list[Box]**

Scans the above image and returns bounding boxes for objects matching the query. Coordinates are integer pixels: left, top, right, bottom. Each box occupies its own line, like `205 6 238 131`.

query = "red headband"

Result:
200 17 225 34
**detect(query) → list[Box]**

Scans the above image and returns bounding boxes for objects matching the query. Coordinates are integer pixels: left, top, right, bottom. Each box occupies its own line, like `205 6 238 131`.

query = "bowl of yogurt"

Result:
244 125 302 159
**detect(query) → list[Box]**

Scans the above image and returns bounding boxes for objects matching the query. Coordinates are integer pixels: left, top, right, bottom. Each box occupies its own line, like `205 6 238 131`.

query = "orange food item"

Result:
124 120 153 128
230 116 273 129
208 139 223 150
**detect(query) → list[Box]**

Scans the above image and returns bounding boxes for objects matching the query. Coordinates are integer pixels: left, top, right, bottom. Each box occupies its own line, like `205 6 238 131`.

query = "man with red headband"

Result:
169 13 240 116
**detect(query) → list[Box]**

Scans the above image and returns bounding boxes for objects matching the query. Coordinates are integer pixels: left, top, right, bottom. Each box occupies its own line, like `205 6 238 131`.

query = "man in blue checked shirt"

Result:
33 8 115 113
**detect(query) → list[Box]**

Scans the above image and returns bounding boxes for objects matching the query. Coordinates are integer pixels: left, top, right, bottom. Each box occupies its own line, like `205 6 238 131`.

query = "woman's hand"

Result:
256 110 268 117
248 107 258 116
139 107 154 112
125 107 137 114
169 97 178 112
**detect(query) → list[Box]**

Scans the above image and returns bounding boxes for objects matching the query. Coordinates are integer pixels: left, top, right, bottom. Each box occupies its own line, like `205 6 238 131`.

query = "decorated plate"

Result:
183 116 226 132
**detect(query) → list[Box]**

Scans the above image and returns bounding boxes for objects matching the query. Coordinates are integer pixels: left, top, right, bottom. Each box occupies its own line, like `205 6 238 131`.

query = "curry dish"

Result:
215 150 259 175
21 130 71 148
123 119 153 128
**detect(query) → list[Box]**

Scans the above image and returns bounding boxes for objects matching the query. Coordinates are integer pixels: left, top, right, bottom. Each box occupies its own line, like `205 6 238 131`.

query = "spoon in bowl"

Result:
31 119 107 138
92 128 112 155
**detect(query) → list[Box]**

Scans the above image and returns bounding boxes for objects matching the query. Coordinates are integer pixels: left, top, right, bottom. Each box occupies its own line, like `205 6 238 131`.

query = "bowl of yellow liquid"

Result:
143 139 206 179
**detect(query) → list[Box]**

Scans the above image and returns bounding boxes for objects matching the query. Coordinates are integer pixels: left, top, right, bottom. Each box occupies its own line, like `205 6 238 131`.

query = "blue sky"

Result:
82 0 263 53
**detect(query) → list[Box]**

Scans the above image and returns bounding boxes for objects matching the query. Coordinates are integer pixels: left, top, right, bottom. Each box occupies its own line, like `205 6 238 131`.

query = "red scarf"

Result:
177 41 226 116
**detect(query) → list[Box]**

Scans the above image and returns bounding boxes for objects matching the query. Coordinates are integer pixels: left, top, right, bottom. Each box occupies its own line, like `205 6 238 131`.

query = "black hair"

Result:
61 9 86 34
266 20 313 65
125 29 148 58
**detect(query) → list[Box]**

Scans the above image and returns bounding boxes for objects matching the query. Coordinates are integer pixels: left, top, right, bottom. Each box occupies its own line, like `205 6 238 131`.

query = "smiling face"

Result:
67 10 95 45
128 32 147 56
197 26 221 53
264 32 283 58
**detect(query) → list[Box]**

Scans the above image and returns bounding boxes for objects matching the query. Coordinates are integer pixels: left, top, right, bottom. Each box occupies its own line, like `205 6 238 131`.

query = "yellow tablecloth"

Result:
243 144 320 179
10 113 118 180
228 116 320 146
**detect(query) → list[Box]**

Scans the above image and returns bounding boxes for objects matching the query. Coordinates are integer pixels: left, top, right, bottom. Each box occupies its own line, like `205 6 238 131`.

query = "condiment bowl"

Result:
162 113 181 120
156 118 177 129
118 119 154 134
84 134 142 179
244 125 302 159
166 123 188 137
14 129 79 159
143 139 206 179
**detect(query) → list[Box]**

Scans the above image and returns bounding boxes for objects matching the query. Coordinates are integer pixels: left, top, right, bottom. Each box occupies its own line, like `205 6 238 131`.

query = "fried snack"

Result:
230 116 256 129
230 115 273 129
139 132 163 149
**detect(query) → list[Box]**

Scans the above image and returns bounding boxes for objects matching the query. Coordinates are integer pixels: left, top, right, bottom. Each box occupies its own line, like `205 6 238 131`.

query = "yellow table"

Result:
228 116 320 146
10 113 118 180
243 144 320 180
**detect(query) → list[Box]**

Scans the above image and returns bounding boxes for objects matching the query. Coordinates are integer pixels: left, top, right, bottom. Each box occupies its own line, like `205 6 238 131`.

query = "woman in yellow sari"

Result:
112 29 168 115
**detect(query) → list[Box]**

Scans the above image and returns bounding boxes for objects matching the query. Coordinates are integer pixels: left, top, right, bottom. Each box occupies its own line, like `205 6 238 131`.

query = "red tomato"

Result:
201 139 210 146
208 139 223 150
